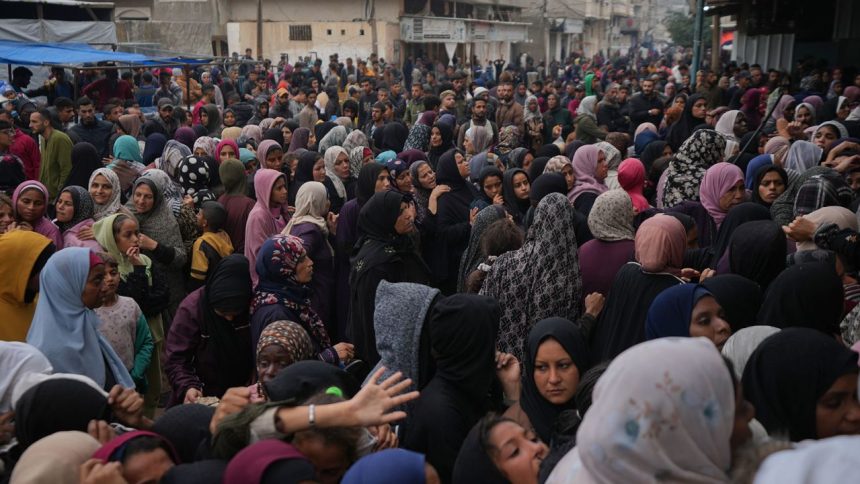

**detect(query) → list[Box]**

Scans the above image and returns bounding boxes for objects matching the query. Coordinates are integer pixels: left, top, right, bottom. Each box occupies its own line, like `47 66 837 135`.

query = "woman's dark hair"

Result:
120 436 176 464
480 219 524 259
112 214 131 236
0 192 12 209
293 393 362 465
476 413 518 456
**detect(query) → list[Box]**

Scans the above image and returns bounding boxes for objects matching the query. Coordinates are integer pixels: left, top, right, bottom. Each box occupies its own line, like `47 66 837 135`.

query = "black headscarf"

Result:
742 327 858 441
564 141 585 160
381 122 409 153
264 360 358 402
521 317 591 444
356 162 387 206
142 133 168 166
709 202 772 267
427 123 455 169
750 166 789 208
665 93 707 151
262 127 284 147
528 156 551 181
314 122 337 146
536 144 561 158
64 142 104 190
436 149 476 208
757 262 844 335
200 255 253 389
501 168 531 226
294 151 319 185
639 140 668 173
14 378 111 449
730 131 761 174
162 460 227 484
452 418 510 484
701 274 763 331
728 220 786 291
529 172 567 204
152 404 216 463
142 119 167 137
477 166 503 206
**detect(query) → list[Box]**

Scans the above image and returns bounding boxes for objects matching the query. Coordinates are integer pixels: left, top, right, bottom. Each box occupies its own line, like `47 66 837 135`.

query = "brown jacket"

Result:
496 99 525 138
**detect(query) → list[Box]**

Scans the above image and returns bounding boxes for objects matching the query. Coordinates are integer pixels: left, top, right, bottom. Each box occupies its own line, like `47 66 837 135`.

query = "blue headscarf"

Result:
26 248 134 389
341 449 426 484
645 283 713 340
744 154 773 190
375 150 397 163
112 134 142 164
634 130 660 157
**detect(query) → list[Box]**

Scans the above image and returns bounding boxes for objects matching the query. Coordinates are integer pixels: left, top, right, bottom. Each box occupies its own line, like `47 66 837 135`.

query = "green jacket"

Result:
573 114 608 144
38 129 73 199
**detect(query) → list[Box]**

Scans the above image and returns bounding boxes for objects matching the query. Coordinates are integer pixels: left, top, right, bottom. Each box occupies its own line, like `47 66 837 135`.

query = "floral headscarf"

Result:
661 129 726 208
193 136 219 158
255 320 314 364
587 189 635 241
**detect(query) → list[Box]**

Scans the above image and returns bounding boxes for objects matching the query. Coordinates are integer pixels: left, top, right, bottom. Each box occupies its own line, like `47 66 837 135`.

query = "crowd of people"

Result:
1 46 860 483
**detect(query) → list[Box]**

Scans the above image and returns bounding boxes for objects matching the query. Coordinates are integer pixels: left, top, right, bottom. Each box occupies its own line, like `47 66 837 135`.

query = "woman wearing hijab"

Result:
27 248 134 389
349 191 431 365
317 125 348 154
426 123 455 169
665 93 709 151
109 134 146 193
54 185 99 250
244 168 290 286
639 139 670 173
176 155 212 202
757 262 843 335
671 162 746 247
704 274 764 332
288 127 311 153
250 320 314 401
480 193 582 361
714 110 746 148
569 144 608 217
457 205 507 293
405 293 500 483
784 140 823 174
660 129 726 208
722 220 788 293
289 151 324 206
165 255 253 405
127 175 187 318
433 149 479 293
8 430 101 484
403 112 436 153
616 158 650 213
284 181 336 335
509 317 591 445
409 159 440 226
323 146 354 214
379 122 409 153
223 439 316 484
344 448 438 484
142 133 168 167
198 104 222 137
743 327 859 441
750 164 789 207
594 141 622 189
500 168 530 227
591 214 687 361
545 338 736 483
709 202 772 270
795 206 858 252
217 158 255 253
572 95 607 144
740 88 764 128
0 231 54 341
12 181 62 248
793 170 854 216
154 140 192 181
579 189 636 299
645 283 732 349
251 234 350 365
241 124 263 146
64 142 103 190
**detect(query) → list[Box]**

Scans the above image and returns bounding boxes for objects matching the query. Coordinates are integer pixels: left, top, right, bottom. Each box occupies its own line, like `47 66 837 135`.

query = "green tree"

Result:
663 11 714 49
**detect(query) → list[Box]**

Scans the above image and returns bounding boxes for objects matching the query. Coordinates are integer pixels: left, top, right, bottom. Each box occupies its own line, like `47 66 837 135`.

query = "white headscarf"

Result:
753 435 860 484
284 180 330 238
720 325 780 380
577 95 598 119
0 342 52 412
323 146 348 199
783 140 823 174
547 337 734 484
714 109 742 142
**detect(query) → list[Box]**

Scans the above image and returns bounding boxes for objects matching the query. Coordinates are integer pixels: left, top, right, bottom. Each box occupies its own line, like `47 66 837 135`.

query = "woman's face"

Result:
533 338 580 405
133 184 155 214
223 111 236 126
594 151 608 181
282 126 293 145
81 263 106 309
838 102 851 120
115 218 140 254
334 153 350 179
847 171 860 193
270 176 288 206
16 188 45 223
200 111 209 126
522 153 534 174
122 447 175 484
194 147 207 157
395 170 412 193
256 344 292 384
688 296 731 350
758 170 785 204
488 421 548 484
308 132 317 146
813 126 839 150
55 191 75 224
455 152 470 179
294 255 314 284
816 373 860 439
293 434 351 484
691 98 708 119
220 145 237 163
418 164 436 190
265 149 284 171
561 164 575 191
312 159 327 182
719 180 745 212
733 112 748 138
0 203 13 233
375 169 391 192
430 127 442 148
795 106 812 125
394 202 415 234
483 175 502 200
512 173 530 201
673 96 685 108
547 94 558 109
464 136 475 155
662 144 673 157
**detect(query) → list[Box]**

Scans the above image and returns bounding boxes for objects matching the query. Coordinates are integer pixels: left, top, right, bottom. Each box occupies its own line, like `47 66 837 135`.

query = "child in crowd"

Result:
95 252 154 391
0 193 14 233
188 200 234 291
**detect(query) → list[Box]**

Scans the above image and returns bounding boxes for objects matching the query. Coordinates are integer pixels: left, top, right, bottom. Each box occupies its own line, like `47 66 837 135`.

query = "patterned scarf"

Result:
661 129 726 208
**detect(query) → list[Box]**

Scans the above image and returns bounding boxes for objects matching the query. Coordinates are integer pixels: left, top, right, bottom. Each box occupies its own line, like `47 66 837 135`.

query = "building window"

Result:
359 29 365 35
289 25 312 41
341 29 346 35
326 29 332 35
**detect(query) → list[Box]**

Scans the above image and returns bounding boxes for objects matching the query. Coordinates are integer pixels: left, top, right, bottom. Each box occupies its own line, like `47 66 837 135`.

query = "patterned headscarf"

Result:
56 186 95 232
255 320 314 364
156 140 192 180
193 136 219 158
793 171 854 217
587 189 635 242
177 155 211 197
661 129 726 208
88 168 123 221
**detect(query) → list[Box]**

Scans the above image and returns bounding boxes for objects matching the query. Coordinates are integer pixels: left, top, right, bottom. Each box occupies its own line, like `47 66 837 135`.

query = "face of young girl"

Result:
55 191 75 223
102 264 120 298
270 176 288 206
115 218 140 254
265 149 284 171
312 159 327 182
0 203 13 233
220 145 237 163
16 188 45 223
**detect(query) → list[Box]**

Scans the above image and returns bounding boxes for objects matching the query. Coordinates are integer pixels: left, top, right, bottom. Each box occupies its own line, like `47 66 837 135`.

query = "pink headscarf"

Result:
634 214 686 274
803 95 824 114
699 162 744 226
569 144 608 203
215 139 240 164
256 140 282 166
616 158 649 213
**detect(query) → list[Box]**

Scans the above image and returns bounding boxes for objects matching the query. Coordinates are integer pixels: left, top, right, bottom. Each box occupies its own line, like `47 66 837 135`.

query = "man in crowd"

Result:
30 108 72 199
629 78 664 128
68 97 114 158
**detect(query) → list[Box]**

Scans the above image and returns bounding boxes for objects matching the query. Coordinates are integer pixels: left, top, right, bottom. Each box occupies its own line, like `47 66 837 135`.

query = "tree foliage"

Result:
663 11 714 49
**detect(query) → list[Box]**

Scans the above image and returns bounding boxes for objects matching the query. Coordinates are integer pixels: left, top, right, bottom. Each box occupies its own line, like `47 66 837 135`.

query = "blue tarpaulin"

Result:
0 40 152 66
